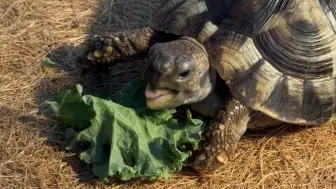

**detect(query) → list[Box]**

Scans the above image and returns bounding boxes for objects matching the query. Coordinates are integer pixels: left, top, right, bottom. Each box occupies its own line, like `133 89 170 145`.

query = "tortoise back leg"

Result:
190 97 281 172
79 27 180 68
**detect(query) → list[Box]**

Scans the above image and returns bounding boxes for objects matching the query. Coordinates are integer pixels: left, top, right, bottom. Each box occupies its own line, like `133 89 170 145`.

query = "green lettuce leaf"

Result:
46 80 205 182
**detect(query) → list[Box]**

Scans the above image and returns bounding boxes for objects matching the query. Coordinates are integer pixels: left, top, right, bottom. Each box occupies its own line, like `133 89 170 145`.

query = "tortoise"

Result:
79 0 336 172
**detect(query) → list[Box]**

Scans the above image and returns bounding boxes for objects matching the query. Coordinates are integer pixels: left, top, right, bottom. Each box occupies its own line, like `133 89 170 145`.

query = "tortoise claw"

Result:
187 149 228 173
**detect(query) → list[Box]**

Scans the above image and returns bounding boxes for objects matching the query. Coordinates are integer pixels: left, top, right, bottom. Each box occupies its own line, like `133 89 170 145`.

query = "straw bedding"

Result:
0 0 335 188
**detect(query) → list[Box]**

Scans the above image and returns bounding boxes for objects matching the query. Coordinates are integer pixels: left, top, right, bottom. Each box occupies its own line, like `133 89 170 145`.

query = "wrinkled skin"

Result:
144 37 217 110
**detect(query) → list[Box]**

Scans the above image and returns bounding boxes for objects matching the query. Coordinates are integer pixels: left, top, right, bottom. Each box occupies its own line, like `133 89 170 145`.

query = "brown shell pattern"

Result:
209 0 336 125
149 0 209 38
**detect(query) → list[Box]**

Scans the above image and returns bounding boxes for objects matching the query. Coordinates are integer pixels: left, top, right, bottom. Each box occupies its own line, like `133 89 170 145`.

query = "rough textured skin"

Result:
80 27 180 68
190 97 282 171
81 27 155 67
80 0 336 172
191 98 250 171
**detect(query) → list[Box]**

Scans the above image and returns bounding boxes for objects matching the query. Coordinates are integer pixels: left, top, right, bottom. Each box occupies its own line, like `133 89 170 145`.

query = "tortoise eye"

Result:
179 70 191 78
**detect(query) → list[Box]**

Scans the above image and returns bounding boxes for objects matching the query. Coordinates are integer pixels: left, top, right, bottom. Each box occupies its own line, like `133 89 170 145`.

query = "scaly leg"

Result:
79 27 180 68
190 97 281 172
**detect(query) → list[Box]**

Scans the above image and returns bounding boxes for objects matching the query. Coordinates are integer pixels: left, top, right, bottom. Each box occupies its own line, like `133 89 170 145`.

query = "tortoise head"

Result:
144 36 216 110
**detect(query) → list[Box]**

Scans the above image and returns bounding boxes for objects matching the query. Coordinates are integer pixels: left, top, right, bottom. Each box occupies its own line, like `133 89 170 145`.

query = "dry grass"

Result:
0 0 335 188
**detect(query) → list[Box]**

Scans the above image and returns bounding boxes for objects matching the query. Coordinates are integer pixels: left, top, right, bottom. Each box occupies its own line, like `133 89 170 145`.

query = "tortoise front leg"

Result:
190 98 282 172
79 27 179 68
190 98 250 171
79 27 154 68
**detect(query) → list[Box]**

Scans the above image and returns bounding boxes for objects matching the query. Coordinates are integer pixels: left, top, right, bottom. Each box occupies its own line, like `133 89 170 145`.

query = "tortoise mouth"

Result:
145 84 174 99
144 83 208 110
145 84 178 107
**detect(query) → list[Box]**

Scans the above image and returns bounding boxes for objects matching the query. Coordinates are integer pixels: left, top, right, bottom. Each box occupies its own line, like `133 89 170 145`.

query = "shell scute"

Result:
213 0 336 124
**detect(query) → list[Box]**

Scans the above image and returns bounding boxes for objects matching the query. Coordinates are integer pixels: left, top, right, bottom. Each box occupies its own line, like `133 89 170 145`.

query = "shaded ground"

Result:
0 0 335 188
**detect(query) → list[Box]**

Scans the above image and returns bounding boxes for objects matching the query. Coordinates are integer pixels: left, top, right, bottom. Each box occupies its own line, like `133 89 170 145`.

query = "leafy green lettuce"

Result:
46 80 204 182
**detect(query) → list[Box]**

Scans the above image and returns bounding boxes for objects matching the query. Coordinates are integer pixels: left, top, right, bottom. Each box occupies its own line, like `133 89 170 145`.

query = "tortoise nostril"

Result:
145 64 160 88
179 70 191 78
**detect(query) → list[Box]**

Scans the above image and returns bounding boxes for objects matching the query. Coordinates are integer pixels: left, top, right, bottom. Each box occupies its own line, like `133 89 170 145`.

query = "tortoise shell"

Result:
149 0 336 125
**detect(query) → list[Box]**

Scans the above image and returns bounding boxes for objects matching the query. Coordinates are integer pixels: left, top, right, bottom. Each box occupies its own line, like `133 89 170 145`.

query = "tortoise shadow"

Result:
244 123 319 139
30 0 155 185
